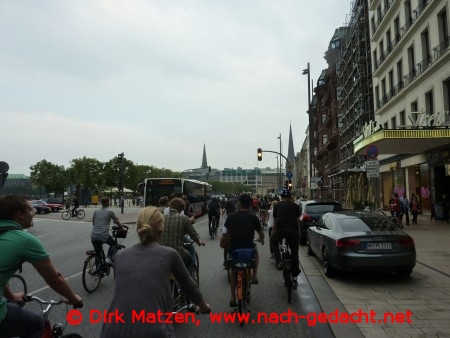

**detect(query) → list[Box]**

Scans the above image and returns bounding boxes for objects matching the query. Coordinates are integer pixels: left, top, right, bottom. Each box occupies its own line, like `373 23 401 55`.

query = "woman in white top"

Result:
267 200 278 258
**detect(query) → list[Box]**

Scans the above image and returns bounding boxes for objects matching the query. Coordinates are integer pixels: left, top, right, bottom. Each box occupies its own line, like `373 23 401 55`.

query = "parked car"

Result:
43 197 64 205
31 199 63 213
298 199 342 245
307 210 416 277
30 203 51 215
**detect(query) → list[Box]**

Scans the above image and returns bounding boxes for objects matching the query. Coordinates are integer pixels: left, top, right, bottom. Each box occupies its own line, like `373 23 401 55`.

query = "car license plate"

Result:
367 242 392 249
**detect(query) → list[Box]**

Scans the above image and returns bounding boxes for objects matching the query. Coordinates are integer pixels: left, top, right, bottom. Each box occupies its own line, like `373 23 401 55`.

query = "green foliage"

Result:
30 160 67 196
28 157 183 196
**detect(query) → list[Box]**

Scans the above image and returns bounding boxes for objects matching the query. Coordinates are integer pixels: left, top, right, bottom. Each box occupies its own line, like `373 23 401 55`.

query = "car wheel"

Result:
322 247 336 277
52 207 58 212
307 242 315 256
395 268 413 277
39 209 46 215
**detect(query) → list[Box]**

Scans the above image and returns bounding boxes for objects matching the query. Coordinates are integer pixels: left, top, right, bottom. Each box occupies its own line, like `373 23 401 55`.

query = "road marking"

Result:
30 271 83 294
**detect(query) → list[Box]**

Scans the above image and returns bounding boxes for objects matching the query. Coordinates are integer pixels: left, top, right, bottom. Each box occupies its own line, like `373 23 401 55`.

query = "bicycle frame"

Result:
229 248 256 326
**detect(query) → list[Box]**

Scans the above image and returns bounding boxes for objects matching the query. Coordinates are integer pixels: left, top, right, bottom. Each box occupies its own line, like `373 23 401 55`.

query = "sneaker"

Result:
292 277 298 290
276 262 283 270
105 257 113 266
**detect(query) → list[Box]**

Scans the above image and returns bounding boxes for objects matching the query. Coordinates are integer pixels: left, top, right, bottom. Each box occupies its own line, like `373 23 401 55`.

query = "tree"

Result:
67 157 104 198
29 160 67 197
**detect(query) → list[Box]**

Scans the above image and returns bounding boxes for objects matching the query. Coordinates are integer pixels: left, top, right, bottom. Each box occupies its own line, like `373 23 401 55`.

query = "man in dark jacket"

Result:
270 188 301 289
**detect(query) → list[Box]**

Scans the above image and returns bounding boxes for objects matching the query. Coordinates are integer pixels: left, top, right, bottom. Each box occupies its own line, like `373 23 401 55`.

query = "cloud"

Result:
0 0 351 175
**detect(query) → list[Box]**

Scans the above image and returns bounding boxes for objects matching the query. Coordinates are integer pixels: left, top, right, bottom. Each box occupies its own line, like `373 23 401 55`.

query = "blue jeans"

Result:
0 302 44 338
92 236 118 262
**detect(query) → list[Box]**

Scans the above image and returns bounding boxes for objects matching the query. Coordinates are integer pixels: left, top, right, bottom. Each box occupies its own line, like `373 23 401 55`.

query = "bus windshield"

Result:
141 178 211 216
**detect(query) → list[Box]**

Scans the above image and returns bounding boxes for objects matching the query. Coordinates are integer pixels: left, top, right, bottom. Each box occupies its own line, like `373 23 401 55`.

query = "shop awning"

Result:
353 128 450 156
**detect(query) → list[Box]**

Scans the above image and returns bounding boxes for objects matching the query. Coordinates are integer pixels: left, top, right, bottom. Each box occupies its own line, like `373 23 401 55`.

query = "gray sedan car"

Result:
307 211 416 277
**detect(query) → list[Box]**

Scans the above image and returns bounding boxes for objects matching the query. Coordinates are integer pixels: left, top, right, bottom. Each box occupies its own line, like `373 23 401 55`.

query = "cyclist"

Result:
270 188 301 290
91 197 125 266
0 195 82 338
100 206 210 338
252 196 259 215
71 196 80 217
223 194 264 307
207 197 221 231
160 197 205 272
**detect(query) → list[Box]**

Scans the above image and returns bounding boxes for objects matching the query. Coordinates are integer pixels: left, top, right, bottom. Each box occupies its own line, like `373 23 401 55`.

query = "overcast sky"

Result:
1 0 351 176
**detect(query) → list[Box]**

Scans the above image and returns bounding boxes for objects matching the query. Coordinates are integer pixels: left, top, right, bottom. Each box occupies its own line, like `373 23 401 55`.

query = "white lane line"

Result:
30 271 83 294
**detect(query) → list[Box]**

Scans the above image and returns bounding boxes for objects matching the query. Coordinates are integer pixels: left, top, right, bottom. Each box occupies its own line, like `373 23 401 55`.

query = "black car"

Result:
299 199 342 245
307 211 416 277
31 203 51 215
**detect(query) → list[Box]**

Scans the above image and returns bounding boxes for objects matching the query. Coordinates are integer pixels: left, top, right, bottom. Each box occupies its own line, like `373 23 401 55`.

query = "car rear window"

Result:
339 216 397 232
305 204 340 214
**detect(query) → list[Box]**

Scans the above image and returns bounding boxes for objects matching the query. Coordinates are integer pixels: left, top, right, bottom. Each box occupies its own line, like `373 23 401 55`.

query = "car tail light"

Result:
336 239 361 247
397 237 415 247
300 213 313 222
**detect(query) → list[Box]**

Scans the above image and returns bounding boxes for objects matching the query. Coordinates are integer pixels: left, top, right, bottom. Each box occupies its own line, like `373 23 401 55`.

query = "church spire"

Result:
201 143 208 169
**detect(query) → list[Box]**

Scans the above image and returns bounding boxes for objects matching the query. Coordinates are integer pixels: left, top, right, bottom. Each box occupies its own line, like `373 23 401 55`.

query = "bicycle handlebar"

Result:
25 294 83 309
172 304 211 315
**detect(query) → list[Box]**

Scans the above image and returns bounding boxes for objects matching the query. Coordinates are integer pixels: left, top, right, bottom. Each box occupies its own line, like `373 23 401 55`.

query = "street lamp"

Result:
302 62 313 198
277 134 282 192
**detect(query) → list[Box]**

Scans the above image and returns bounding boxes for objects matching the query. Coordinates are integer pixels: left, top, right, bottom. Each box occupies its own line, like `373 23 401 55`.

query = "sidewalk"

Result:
301 214 450 338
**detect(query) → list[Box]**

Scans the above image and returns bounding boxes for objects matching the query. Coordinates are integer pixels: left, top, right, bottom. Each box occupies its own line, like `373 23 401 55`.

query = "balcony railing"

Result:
433 36 450 60
417 55 432 76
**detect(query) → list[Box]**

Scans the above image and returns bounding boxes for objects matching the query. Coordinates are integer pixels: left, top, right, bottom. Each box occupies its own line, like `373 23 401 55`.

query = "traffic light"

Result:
257 148 263 161
0 172 8 188
288 179 293 190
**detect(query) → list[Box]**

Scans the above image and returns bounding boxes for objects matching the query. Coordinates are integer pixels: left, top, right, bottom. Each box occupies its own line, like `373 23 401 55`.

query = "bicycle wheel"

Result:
9 274 27 295
82 255 102 293
209 224 214 240
61 210 71 220
283 266 292 303
76 210 85 219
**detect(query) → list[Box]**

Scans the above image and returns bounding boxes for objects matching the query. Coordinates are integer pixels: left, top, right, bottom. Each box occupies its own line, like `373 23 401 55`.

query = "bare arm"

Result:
32 258 82 305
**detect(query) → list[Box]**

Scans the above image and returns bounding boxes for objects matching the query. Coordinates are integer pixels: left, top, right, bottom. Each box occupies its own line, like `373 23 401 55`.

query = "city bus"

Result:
138 178 212 216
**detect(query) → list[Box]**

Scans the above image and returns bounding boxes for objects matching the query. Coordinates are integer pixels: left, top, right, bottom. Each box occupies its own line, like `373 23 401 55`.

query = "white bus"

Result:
139 178 212 216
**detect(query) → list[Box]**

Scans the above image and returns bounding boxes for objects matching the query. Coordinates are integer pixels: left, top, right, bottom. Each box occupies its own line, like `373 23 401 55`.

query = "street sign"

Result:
366 160 380 178
286 171 293 179
366 144 379 159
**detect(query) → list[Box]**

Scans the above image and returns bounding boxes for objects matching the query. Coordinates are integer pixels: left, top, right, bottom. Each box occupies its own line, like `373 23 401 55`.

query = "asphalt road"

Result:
19 210 335 338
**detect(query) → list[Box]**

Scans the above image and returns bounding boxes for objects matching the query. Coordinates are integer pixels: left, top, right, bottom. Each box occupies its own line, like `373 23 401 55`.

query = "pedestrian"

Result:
410 193 419 225
389 193 403 227
400 193 410 226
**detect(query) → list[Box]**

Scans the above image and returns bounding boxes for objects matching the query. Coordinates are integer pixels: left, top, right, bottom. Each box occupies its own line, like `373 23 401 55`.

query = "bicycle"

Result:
82 225 129 293
61 208 85 220
209 215 218 239
171 235 200 312
280 239 294 303
228 247 256 326
24 294 83 338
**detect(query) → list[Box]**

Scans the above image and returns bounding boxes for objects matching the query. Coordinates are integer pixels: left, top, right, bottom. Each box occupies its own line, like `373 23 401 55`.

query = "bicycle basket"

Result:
231 248 256 267
114 229 128 238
